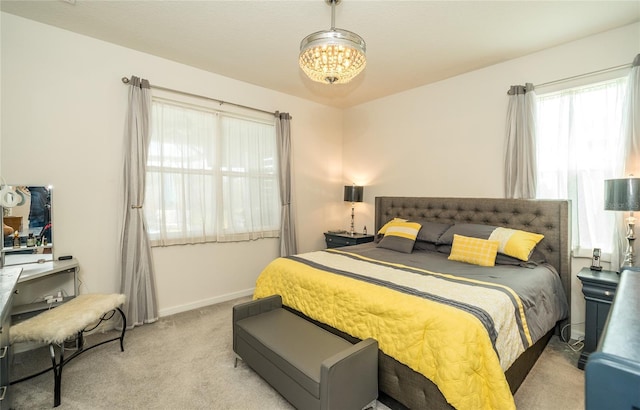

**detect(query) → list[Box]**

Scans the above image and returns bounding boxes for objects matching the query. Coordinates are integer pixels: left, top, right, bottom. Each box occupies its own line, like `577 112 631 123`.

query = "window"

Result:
144 98 280 246
536 77 628 257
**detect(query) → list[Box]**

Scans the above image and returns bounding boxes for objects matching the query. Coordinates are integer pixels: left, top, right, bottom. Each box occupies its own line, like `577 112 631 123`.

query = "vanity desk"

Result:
0 266 23 409
11 259 79 323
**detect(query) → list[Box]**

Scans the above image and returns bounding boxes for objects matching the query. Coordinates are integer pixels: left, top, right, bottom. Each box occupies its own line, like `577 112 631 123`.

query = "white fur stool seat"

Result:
11 294 126 344
10 293 127 408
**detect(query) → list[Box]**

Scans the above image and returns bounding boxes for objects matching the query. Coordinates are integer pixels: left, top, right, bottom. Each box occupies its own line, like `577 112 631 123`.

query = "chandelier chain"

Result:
330 0 336 30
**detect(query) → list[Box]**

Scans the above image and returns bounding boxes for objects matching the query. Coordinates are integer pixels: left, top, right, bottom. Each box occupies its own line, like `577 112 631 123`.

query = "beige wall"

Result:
2 12 639 336
0 13 343 316
342 22 640 339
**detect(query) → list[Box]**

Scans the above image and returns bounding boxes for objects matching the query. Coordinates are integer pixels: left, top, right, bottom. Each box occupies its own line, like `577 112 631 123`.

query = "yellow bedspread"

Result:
254 250 530 410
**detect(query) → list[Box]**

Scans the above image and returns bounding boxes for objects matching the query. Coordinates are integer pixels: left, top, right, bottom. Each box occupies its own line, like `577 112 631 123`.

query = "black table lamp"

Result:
604 177 640 267
344 185 364 236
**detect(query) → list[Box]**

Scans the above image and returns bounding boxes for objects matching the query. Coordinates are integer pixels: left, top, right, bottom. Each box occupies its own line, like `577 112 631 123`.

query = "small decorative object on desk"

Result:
26 233 36 247
363 226 367 235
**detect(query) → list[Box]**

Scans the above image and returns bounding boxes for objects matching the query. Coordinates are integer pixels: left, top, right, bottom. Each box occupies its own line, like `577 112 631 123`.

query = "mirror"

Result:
1 185 53 266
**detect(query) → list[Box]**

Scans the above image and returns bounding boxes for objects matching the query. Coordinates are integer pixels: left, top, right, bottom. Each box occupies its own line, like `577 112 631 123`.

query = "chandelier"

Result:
299 0 366 85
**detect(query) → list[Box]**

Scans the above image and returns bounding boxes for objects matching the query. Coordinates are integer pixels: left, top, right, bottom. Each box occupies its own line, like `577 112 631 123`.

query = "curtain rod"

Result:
535 62 632 89
121 77 280 117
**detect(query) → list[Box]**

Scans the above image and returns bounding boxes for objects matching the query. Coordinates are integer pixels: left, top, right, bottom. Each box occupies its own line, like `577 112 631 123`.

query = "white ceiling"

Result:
2 0 639 108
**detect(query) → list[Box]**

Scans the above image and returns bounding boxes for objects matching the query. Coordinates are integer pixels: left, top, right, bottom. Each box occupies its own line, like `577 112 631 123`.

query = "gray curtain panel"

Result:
120 76 159 328
612 54 640 269
505 83 537 199
276 112 298 256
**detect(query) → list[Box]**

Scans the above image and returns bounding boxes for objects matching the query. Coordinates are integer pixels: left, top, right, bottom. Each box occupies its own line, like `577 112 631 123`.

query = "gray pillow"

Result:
413 220 453 244
436 223 497 245
413 240 438 252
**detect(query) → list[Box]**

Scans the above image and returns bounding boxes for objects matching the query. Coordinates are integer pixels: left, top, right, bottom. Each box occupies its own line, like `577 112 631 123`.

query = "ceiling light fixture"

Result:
299 0 366 85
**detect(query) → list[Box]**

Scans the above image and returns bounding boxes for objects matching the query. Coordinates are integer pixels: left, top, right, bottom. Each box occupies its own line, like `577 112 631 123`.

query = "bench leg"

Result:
117 307 126 351
49 344 63 408
11 307 128 408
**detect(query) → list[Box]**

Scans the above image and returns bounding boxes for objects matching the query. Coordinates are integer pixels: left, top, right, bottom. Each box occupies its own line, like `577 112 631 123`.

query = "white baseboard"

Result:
158 288 255 318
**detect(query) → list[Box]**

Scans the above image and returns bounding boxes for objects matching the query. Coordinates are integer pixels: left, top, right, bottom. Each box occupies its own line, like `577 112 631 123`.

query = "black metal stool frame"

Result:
11 307 127 407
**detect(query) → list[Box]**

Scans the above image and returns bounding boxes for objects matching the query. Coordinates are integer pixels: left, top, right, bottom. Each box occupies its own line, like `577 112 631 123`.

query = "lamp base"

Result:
622 214 636 268
350 204 355 236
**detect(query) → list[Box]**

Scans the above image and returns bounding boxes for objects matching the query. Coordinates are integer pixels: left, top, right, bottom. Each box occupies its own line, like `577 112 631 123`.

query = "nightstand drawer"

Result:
327 236 357 247
582 283 617 302
324 232 374 249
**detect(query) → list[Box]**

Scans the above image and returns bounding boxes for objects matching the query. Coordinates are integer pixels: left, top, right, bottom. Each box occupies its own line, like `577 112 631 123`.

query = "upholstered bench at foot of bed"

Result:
233 295 378 410
10 293 127 408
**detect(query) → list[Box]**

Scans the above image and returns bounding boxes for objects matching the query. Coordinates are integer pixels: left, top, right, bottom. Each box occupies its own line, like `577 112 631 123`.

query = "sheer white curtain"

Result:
536 77 628 257
505 83 537 199
145 99 280 246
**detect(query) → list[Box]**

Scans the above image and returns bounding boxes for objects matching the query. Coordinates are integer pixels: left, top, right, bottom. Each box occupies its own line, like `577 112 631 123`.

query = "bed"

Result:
253 197 571 409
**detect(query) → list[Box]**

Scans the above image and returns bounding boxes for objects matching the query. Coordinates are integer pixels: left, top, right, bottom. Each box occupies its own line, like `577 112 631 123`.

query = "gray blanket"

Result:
340 243 569 344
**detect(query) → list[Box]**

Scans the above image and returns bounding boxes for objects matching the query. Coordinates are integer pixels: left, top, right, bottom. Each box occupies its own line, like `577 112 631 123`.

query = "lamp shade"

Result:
344 185 364 203
604 178 640 211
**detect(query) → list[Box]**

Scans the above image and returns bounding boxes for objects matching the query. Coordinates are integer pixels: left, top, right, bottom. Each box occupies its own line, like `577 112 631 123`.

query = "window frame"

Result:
144 94 281 247
535 74 629 260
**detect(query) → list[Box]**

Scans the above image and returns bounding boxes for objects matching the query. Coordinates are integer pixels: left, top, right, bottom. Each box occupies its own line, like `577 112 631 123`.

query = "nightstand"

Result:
324 232 374 249
577 267 620 370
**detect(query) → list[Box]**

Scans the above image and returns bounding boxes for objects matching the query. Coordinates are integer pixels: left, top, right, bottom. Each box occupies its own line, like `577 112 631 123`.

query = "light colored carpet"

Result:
514 335 585 410
10 296 584 409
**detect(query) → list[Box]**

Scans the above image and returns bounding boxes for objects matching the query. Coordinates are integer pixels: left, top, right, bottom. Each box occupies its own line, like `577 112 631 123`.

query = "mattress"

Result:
254 244 568 410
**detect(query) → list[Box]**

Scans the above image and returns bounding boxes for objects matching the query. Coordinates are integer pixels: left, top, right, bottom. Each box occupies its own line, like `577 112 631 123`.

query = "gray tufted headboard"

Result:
375 196 571 322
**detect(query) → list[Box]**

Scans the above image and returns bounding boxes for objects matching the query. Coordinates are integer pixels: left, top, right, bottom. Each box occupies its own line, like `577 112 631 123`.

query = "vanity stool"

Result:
10 293 127 407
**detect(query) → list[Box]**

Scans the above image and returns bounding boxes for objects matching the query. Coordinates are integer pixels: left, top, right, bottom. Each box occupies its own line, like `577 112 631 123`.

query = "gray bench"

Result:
233 295 378 410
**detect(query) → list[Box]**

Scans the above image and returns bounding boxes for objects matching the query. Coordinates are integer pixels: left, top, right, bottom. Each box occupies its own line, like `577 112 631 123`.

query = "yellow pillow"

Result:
377 218 408 235
488 227 544 261
448 234 499 267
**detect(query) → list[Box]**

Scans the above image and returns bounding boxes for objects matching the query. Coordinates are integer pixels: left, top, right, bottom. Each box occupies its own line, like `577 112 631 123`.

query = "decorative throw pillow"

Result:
488 227 544 261
448 234 499 267
377 218 408 235
376 220 422 253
